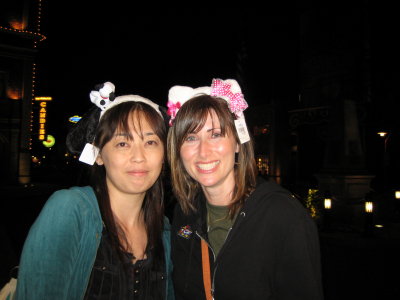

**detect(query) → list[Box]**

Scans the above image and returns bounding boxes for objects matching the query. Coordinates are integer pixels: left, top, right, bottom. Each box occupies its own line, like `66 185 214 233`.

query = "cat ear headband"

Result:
167 78 250 144
66 81 163 165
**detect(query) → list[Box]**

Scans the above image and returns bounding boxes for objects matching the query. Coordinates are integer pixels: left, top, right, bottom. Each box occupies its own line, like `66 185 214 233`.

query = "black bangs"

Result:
95 101 166 150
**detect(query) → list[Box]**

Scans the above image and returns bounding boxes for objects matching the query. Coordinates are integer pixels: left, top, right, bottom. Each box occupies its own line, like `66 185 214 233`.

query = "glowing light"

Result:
377 132 388 138
35 96 52 101
0 26 46 42
6 88 22 100
365 201 373 213
395 191 400 199
324 198 332 210
69 115 82 123
42 135 55 148
9 19 26 30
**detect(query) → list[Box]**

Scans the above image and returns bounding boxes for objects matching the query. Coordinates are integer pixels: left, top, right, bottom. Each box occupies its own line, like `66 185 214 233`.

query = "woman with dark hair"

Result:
167 79 323 300
15 82 174 300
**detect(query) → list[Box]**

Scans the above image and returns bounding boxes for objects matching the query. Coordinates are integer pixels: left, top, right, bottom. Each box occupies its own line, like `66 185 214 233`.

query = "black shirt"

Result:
84 229 166 300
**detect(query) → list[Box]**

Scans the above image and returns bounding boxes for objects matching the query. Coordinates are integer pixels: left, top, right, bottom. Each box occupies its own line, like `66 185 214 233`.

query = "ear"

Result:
96 153 104 165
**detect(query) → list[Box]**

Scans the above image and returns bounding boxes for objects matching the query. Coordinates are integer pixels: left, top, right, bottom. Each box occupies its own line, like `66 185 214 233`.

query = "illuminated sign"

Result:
42 134 55 148
35 96 52 140
69 115 82 123
35 97 52 101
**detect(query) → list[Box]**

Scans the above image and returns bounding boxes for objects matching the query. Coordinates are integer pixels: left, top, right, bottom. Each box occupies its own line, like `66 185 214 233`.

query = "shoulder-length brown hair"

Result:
167 95 257 218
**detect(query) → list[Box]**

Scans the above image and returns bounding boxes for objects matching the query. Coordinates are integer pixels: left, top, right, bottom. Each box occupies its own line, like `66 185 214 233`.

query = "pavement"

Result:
1 182 400 299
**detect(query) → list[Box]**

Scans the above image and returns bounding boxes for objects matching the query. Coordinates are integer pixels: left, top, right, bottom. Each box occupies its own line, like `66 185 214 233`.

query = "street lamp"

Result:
377 131 390 152
394 190 400 222
323 191 332 231
377 131 390 191
364 200 374 237
377 131 388 138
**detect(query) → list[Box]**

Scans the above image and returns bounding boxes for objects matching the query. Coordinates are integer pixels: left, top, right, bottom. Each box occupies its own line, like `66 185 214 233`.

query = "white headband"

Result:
167 78 250 144
100 94 162 119
79 82 163 165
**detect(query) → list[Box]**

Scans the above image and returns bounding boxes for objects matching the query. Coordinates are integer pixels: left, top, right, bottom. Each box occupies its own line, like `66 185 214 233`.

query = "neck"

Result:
202 186 233 206
109 191 145 228
202 172 236 206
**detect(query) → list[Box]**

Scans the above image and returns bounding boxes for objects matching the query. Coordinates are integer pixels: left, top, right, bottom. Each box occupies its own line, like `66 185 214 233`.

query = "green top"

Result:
206 201 235 257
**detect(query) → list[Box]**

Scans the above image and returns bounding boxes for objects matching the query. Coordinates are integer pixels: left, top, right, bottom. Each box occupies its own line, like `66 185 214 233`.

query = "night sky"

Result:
34 1 400 139
36 3 297 121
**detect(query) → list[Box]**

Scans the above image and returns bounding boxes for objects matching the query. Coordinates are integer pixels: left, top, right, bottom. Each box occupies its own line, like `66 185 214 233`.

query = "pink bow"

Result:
210 79 248 115
167 100 181 126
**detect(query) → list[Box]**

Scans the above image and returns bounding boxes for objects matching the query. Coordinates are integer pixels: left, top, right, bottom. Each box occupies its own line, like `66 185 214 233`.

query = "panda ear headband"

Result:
66 81 164 165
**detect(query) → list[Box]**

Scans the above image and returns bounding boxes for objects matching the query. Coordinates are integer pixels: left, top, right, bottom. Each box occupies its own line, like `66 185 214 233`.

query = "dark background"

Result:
33 1 400 142
2 2 400 299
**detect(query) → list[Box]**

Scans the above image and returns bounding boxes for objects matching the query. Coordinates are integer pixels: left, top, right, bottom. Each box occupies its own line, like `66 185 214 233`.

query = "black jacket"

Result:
171 177 324 300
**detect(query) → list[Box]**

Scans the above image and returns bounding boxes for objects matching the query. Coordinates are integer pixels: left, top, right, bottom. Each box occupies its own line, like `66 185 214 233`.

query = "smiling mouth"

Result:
128 170 148 176
197 161 220 171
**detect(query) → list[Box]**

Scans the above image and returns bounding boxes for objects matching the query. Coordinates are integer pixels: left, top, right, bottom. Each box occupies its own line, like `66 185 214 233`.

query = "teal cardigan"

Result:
15 186 174 300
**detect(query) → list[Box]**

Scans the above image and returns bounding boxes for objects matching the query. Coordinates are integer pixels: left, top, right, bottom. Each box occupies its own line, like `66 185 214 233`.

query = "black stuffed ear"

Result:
109 92 115 101
66 106 101 154
93 83 104 91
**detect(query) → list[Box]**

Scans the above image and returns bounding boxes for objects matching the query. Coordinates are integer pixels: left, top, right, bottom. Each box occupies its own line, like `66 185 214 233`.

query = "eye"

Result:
212 132 222 138
211 130 222 138
146 140 158 146
116 141 128 148
184 135 197 142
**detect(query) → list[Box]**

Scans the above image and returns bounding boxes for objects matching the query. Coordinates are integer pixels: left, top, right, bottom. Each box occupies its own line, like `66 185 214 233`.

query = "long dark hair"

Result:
90 101 166 269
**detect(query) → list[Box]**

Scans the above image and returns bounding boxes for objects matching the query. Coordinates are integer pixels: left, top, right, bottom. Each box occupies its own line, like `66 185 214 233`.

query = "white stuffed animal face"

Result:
90 91 111 110
89 82 116 111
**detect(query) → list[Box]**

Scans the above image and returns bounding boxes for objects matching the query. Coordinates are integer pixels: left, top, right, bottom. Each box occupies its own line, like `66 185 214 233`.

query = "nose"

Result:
130 144 145 163
198 139 210 158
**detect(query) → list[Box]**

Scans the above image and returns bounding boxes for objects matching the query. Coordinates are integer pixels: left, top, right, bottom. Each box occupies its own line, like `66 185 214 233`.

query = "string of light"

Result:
0 26 46 42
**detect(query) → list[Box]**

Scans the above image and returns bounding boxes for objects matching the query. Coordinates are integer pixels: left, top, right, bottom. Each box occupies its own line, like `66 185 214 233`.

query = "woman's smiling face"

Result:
179 110 238 194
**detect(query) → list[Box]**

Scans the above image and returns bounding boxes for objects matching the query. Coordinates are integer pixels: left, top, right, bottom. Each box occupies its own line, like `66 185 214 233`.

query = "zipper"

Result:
196 210 246 299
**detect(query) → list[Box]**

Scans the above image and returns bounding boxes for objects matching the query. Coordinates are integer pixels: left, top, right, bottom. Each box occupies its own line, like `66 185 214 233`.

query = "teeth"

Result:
197 161 220 171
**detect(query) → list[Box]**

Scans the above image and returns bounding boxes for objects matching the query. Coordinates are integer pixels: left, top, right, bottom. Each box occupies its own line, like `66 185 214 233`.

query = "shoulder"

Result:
248 177 309 220
38 186 99 221
45 186 96 208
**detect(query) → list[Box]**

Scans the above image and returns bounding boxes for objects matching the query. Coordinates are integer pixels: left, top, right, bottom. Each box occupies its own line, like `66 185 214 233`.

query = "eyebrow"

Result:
113 132 157 137
206 128 221 132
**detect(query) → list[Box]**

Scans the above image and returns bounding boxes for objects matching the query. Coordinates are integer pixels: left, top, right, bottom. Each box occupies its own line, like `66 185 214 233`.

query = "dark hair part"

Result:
167 95 257 218
90 101 166 272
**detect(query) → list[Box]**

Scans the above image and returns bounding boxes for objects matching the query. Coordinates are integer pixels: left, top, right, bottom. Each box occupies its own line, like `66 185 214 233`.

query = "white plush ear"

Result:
99 82 115 97
168 86 211 105
168 86 195 104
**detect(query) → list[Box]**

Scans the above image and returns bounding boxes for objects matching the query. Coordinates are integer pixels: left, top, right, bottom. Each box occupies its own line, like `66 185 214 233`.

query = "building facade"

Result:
0 0 45 184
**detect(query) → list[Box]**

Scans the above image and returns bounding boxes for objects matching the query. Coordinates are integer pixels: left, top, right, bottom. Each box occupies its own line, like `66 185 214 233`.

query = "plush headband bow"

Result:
167 78 250 143
167 78 248 125
66 81 163 165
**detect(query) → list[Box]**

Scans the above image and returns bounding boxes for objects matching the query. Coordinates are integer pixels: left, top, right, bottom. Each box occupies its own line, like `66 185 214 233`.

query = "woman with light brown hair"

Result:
167 78 323 300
